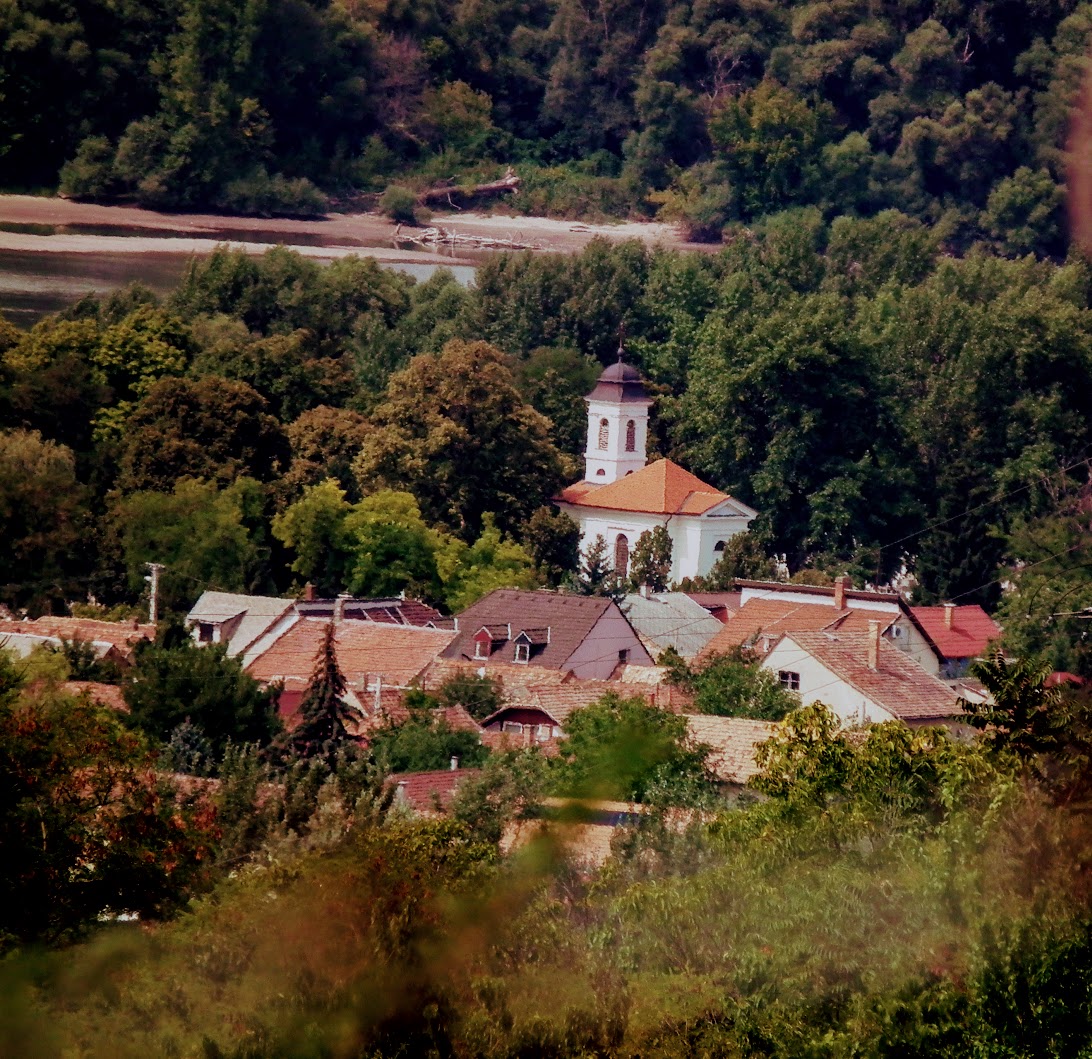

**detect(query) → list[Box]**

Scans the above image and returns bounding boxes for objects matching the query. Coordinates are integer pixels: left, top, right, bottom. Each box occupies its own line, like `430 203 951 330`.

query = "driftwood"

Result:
417 166 521 208
398 225 544 252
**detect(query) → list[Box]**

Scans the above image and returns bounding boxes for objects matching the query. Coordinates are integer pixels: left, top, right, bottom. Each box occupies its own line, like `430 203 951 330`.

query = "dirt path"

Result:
0 194 698 258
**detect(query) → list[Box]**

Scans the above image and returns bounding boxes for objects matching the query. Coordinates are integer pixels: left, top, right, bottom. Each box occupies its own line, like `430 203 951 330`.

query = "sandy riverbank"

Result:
0 194 697 258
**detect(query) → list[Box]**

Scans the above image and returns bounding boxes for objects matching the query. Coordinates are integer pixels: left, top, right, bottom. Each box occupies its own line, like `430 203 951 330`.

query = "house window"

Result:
625 419 636 452
514 642 530 664
778 670 800 692
473 639 489 660
598 418 609 450
714 540 726 554
618 648 630 664
535 724 552 741
197 622 214 643
502 721 523 734
614 534 629 578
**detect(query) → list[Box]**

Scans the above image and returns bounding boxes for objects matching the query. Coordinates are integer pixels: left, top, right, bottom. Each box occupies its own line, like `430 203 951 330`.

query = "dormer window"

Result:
474 639 489 660
514 642 530 664
625 419 636 452
598 418 609 449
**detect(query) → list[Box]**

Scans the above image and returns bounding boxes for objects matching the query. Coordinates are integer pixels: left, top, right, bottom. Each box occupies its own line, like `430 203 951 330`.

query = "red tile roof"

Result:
62 681 127 712
781 630 964 721
557 459 731 516
0 617 155 655
389 768 480 813
684 715 776 784
247 618 455 689
697 599 896 660
910 606 1001 660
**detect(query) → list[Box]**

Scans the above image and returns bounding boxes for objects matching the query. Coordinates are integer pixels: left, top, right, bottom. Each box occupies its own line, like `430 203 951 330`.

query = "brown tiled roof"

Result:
444 590 621 670
686 592 743 620
783 631 964 721
247 618 455 688
557 459 732 516
735 579 905 605
684 715 776 784
0 617 155 654
417 658 572 698
910 605 1001 660
62 681 127 712
696 599 896 661
389 768 480 813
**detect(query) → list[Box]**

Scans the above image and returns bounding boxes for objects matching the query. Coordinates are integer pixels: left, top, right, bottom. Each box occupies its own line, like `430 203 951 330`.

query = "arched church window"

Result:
714 540 726 553
598 418 609 450
625 419 636 452
614 534 630 579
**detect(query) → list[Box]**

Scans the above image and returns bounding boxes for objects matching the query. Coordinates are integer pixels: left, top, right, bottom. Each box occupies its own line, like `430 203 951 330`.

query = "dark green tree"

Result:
282 622 355 762
629 526 673 592
123 626 280 756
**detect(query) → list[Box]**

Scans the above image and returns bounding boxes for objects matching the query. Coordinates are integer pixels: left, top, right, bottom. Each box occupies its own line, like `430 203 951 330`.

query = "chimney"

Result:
834 575 848 611
450 755 459 772
302 581 315 602
867 620 881 670
334 592 350 622
943 602 955 629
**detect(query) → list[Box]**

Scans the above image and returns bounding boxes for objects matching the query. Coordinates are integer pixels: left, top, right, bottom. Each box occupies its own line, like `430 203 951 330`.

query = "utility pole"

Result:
145 562 165 624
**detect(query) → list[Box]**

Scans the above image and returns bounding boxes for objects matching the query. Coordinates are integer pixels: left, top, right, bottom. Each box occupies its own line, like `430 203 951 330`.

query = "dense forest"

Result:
1 0 1089 254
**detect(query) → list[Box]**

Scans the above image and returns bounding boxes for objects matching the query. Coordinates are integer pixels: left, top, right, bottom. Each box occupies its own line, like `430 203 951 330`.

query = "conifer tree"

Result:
283 622 354 762
573 534 624 602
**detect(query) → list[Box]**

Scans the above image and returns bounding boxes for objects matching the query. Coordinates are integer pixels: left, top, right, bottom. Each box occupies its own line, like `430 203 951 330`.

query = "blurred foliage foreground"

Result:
8 680 1092 1058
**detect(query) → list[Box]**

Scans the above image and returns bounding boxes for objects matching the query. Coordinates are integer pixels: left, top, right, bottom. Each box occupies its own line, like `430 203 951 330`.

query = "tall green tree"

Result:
354 340 568 539
281 622 355 761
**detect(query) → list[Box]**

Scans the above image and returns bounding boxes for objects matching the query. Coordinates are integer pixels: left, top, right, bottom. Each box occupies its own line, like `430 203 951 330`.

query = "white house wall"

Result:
760 638 894 726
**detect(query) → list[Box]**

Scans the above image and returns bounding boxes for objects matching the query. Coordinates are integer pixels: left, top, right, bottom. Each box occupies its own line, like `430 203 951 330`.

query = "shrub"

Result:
58 136 117 200
380 184 423 224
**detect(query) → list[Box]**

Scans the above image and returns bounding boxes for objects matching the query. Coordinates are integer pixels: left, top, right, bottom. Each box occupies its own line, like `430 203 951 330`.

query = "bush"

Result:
380 184 423 224
58 136 117 200
215 168 328 217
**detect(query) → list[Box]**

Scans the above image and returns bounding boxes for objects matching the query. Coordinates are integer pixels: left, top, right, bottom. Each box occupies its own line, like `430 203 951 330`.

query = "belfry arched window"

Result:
614 534 630 579
625 419 636 452
598 418 609 450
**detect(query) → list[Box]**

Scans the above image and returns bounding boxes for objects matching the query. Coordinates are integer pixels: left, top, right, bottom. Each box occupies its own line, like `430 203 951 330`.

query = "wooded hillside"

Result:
3 0 1089 255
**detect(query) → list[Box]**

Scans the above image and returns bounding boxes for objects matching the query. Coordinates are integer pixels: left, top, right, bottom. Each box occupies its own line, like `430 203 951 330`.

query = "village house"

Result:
245 616 456 727
759 623 967 729
909 603 1002 678
684 714 777 789
186 589 449 664
442 588 654 679
554 354 757 582
0 615 155 669
388 767 481 815
621 591 725 660
698 577 943 675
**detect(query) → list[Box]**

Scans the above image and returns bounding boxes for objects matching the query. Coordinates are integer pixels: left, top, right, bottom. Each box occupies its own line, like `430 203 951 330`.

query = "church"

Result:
554 355 757 583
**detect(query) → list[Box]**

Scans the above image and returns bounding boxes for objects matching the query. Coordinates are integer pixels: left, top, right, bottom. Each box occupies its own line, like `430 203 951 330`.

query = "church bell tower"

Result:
583 345 653 484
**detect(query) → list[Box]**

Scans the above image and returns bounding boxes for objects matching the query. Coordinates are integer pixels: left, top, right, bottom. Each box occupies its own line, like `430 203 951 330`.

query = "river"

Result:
0 220 479 326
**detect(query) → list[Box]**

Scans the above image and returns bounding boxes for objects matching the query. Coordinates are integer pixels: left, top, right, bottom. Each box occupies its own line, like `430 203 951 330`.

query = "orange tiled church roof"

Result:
557 459 729 516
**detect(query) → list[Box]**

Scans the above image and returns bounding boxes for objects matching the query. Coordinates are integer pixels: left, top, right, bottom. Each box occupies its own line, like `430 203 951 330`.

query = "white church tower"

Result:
583 345 653 484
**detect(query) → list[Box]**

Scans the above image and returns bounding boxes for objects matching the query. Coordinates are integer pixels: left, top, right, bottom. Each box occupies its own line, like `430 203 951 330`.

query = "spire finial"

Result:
617 322 626 362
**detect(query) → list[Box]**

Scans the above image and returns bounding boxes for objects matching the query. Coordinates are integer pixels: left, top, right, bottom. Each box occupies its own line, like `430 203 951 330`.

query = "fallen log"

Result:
417 167 521 207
